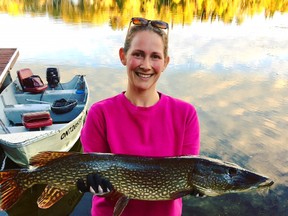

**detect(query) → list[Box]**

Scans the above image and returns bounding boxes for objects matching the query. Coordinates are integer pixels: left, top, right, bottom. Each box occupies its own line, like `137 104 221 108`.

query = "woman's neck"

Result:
124 89 160 107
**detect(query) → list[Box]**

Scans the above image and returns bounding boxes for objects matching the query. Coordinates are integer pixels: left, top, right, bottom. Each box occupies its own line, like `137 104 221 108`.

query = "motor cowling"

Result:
46 67 60 88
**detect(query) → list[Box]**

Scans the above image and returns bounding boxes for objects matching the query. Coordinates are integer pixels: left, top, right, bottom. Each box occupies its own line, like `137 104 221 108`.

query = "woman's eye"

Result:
133 52 143 58
152 54 161 59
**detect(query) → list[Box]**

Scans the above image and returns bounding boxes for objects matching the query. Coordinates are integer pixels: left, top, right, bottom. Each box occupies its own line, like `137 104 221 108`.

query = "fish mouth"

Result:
258 179 274 188
245 177 274 191
232 169 274 188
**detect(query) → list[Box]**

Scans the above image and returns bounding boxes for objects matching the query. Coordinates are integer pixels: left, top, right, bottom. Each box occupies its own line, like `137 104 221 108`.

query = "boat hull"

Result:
0 110 86 166
0 73 89 167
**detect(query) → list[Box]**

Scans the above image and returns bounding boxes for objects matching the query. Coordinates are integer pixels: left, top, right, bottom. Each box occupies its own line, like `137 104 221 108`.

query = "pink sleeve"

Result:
182 106 200 156
80 105 110 153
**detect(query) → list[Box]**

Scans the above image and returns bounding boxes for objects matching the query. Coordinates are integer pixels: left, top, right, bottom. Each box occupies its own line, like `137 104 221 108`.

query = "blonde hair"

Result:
123 24 169 58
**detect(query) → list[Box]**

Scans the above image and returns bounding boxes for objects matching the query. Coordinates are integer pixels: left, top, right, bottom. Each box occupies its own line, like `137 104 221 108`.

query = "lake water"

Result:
0 0 288 215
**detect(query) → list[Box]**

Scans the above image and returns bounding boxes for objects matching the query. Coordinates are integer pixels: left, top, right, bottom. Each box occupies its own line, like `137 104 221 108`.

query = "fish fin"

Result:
0 170 27 210
170 190 191 200
37 185 68 209
30 151 77 167
113 196 130 216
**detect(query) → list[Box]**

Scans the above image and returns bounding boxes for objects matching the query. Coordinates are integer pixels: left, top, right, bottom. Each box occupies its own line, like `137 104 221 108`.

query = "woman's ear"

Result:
163 56 170 71
119 48 127 66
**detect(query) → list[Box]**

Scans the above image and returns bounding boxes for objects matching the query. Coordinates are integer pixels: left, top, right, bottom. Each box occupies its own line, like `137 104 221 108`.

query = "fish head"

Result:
188 157 274 196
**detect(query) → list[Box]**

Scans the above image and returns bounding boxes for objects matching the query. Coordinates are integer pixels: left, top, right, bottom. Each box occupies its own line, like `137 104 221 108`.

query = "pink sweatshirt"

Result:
81 92 200 216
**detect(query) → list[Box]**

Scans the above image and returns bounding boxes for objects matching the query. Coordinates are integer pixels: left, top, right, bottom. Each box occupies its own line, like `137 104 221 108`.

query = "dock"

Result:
0 48 19 92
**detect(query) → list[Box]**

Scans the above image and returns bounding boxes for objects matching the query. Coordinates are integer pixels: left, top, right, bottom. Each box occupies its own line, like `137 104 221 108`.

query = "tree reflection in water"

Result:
0 0 288 27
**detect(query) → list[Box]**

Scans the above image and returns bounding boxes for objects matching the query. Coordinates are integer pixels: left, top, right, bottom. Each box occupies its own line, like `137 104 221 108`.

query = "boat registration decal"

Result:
61 117 83 140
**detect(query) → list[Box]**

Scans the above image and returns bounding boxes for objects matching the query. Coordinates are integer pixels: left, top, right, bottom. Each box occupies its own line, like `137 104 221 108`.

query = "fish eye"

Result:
228 168 237 176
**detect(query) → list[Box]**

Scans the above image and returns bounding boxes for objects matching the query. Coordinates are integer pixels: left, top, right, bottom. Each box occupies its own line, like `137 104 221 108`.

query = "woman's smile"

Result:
135 72 154 79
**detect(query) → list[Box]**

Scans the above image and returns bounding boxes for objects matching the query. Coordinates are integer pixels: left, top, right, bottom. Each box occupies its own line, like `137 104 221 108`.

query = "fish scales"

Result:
38 153 193 200
101 156 192 200
11 153 192 200
0 151 274 215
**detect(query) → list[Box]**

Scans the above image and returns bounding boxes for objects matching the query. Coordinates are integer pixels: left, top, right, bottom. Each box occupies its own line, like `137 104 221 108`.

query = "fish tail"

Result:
0 170 27 210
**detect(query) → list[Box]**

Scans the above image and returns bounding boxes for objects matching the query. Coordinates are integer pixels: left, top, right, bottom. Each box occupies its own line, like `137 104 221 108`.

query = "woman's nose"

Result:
140 57 151 70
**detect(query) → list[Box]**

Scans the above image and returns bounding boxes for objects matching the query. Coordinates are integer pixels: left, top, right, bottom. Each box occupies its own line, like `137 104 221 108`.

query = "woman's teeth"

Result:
137 72 152 78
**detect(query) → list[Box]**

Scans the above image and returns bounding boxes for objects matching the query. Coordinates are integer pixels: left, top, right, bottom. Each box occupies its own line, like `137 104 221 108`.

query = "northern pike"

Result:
0 151 273 216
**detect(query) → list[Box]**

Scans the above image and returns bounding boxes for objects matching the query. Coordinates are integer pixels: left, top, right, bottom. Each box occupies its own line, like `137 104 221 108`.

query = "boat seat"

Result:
22 111 53 130
4 104 51 125
17 68 48 93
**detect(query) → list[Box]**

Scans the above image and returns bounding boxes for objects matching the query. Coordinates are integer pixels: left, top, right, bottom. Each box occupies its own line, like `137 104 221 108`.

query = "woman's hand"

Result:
76 173 113 195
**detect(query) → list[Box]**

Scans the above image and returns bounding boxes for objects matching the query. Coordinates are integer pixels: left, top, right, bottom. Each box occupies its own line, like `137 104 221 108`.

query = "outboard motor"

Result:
46 67 60 88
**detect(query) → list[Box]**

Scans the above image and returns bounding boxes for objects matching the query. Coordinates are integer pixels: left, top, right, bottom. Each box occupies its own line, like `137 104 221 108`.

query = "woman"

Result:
78 17 200 216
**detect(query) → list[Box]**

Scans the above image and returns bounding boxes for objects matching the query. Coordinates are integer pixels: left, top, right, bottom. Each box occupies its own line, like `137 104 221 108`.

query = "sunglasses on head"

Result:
127 17 169 35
